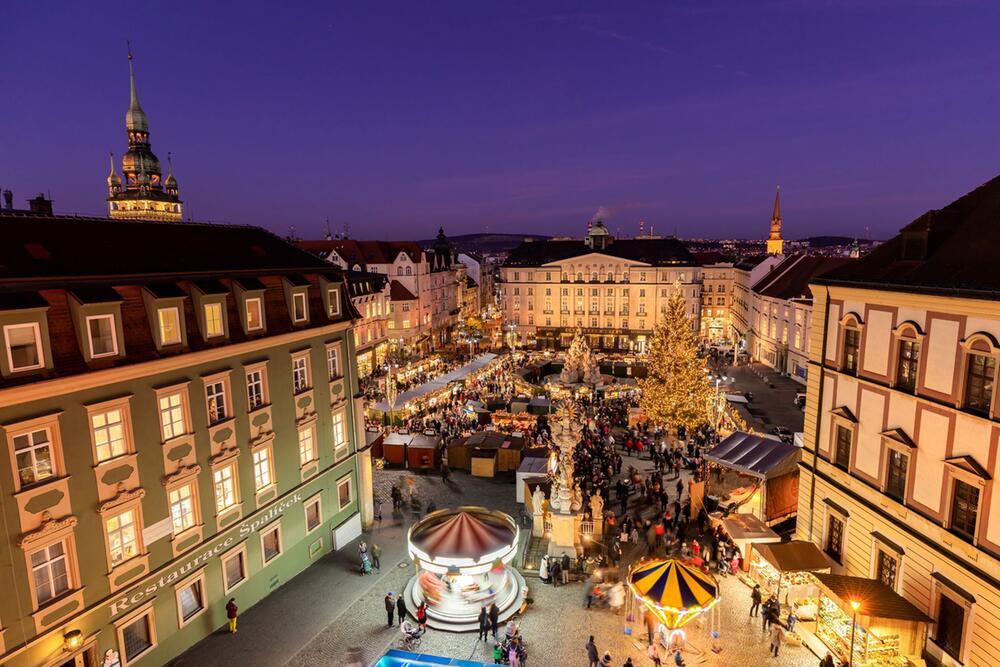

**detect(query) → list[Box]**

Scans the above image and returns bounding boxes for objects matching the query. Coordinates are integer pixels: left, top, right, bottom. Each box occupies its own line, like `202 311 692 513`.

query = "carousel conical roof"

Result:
628 558 719 612
410 509 516 560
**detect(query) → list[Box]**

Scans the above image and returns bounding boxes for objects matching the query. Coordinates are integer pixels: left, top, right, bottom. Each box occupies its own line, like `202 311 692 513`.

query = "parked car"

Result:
794 392 806 408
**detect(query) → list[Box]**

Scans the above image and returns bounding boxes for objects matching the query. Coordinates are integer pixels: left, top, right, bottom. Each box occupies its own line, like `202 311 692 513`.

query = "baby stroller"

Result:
399 621 424 650
360 551 373 576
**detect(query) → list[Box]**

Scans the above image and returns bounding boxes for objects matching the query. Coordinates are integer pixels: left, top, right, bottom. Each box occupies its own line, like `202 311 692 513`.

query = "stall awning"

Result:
705 431 801 479
812 572 933 623
373 353 499 411
726 393 749 404
517 456 549 475
722 513 779 541
754 540 836 572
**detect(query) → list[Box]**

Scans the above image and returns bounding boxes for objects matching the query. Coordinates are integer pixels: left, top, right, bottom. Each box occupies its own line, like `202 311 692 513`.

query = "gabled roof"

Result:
389 280 417 301
346 270 388 297
503 237 697 267
944 454 991 480
752 254 854 301
297 239 425 268
0 214 330 283
815 173 1000 296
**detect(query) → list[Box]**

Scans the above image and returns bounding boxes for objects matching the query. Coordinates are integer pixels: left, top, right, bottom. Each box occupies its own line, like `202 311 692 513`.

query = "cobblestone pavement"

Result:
726 363 805 434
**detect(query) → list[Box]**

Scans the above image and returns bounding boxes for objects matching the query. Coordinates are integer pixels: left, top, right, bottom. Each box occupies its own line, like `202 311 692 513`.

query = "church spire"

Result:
107 151 122 195
767 185 784 255
125 44 149 133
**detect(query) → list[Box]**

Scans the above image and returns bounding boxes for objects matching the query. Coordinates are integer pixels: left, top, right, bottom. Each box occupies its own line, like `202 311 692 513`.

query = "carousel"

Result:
628 558 721 652
404 506 527 631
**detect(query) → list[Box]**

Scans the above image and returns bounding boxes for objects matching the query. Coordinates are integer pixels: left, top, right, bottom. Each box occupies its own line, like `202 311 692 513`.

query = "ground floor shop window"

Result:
118 607 155 665
222 545 247 592
177 576 205 624
261 524 282 564
305 496 322 533
338 475 353 510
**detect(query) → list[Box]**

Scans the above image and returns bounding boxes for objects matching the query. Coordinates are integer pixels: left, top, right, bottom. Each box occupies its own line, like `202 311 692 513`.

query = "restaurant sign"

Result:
109 492 303 616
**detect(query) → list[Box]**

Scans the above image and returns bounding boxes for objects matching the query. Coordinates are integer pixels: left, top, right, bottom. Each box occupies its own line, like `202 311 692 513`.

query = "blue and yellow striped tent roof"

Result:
628 558 719 612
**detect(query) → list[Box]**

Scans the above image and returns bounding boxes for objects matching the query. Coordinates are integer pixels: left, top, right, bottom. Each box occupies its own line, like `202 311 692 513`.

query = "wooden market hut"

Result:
495 432 526 473
381 431 413 467
406 432 442 471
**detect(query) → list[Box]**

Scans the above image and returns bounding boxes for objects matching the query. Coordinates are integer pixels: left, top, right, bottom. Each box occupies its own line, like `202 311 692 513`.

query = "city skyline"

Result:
5 1 1000 240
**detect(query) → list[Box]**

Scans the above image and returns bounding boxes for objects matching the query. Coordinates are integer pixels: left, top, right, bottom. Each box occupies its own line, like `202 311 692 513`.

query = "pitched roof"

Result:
503 237 697 267
812 572 933 622
0 214 330 283
752 254 854 301
389 279 417 301
297 239 424 268
815 173 1000 296
346 270 388 297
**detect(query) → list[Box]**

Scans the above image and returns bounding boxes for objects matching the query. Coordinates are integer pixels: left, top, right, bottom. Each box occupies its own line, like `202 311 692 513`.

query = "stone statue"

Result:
572 482 583 512
589 493 604 519
532 485 546 516
559 329 602 385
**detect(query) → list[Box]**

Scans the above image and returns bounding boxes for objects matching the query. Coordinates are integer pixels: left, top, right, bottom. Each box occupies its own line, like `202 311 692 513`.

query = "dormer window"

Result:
86 314 119 358
328 289 341 317
246 298 264 331
4 323 44 372
292 292 308 323
158 307 182 346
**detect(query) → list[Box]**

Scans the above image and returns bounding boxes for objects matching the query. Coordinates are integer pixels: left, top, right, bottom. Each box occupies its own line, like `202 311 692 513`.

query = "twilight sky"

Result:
4 1 1000 240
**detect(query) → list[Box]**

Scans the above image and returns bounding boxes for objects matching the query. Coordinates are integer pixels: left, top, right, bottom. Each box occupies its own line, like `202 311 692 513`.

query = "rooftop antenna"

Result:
324 217 332 240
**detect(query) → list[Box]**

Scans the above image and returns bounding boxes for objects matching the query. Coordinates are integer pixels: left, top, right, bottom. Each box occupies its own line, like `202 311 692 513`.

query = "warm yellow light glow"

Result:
850 600 861 612
63 629 83 651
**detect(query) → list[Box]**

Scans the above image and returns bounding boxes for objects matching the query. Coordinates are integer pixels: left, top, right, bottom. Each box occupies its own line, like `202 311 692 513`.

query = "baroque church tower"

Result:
107 49 182 221
766 186 784 255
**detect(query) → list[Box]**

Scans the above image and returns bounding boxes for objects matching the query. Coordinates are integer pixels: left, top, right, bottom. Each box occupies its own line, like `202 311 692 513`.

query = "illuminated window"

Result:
213 464 238 512
252 447 273 491
92 408 128 462
205 380 229 424
842 328 860 375
298 425 316 466
106 509 140 566
30 541 70 605
332 411 347 460
327 346 341 379
157 307 181 346
169 483 196 534
246 368 267 410
204 303 224 338
158 392 187 441
963 353 995 415
293 355 311 393
13 428 54 487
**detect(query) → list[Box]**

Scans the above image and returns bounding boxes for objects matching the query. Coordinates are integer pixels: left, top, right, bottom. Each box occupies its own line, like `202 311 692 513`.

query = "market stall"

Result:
495 433 526 472
811 573 931 667
382 432 413 467
704 431 801 525
516 455 550 503
445 436 470 470
404 506 526 630
712 512 780 570
470 449 498 477
749 540 834 607
491 410 535 431
406 432 442 470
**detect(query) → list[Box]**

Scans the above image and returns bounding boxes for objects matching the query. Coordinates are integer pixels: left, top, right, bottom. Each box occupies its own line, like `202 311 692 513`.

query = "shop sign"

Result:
108 492 303 616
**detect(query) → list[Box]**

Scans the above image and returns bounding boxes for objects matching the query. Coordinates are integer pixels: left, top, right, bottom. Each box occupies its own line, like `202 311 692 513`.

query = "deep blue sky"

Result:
4 1 1000 240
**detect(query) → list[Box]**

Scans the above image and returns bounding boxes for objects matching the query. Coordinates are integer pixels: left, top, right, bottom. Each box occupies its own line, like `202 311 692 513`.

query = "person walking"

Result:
749 584 762 617
416 602 427 630
478 605 489 642
769 621 784 657
488 602 499 639
371 542 382 571
819 652 836 667
647 641 662 666
384 593 395 627
586 635 599 667
225 598 238 633
396 593 408 626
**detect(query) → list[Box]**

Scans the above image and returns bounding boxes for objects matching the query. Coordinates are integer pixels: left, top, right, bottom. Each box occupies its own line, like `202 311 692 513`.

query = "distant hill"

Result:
419 232 551 254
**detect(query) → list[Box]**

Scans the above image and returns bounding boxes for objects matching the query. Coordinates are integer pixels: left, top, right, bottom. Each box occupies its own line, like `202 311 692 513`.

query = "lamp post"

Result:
848 599 861 664
385 362 398 428
707 374 731 436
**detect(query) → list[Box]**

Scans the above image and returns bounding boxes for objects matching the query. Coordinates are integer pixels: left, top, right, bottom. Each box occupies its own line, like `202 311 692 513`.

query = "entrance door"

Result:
55 644 97 667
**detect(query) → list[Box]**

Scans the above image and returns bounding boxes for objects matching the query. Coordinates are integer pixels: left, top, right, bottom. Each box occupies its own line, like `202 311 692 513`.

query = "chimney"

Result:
2 189 12 210
28 193 53 216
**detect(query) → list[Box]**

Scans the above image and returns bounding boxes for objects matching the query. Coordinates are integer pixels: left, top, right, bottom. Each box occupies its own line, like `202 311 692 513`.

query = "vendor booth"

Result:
749 540 834 608
382 432 413 467
496 433 525 472
404 506 526 631
811 572 931 667
704 431 801 525
470 449 497 477
712 512 780 570
406 432 442 470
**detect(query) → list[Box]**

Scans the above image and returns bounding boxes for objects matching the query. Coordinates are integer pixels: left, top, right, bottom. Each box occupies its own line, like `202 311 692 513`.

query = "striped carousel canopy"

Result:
627 559 721 629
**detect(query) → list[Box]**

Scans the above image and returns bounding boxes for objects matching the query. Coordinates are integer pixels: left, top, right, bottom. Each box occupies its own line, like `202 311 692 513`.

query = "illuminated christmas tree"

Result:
639 282 713 432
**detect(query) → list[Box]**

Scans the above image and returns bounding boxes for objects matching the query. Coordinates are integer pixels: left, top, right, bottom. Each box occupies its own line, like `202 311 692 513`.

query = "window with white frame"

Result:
261 524 281 564
4 322 44 371
326 290 339 316
337 475 353 510
246 297 264 331
292 292 308 323
252 447 274 491
221 546 247 592
246 368 266 410
327 346 341 379
177 576 205 623
298 425 316 466
106 508 140 566
292 355 311 393
157 307 182 346
213 464 238 512
169 483 197 534
332 411 347 459
91 407 128 462
30 540 71 605
120 608 155 663
158 391 187 441
205 380 229 424
204 302 224 338
87 314 118 357
13 427 55 487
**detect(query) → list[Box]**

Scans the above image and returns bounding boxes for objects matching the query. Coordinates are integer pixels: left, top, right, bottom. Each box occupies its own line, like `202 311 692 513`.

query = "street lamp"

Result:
848 599 861 664
707 374 731 435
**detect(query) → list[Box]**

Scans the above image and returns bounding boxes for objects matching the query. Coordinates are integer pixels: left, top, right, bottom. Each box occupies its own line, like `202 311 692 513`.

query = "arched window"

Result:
405 266 412 276
839 313 863 375
397 267 403 276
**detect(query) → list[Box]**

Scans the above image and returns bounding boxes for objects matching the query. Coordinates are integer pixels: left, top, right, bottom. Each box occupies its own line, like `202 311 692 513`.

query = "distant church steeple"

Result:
766 186 784 255
107 46 183 221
